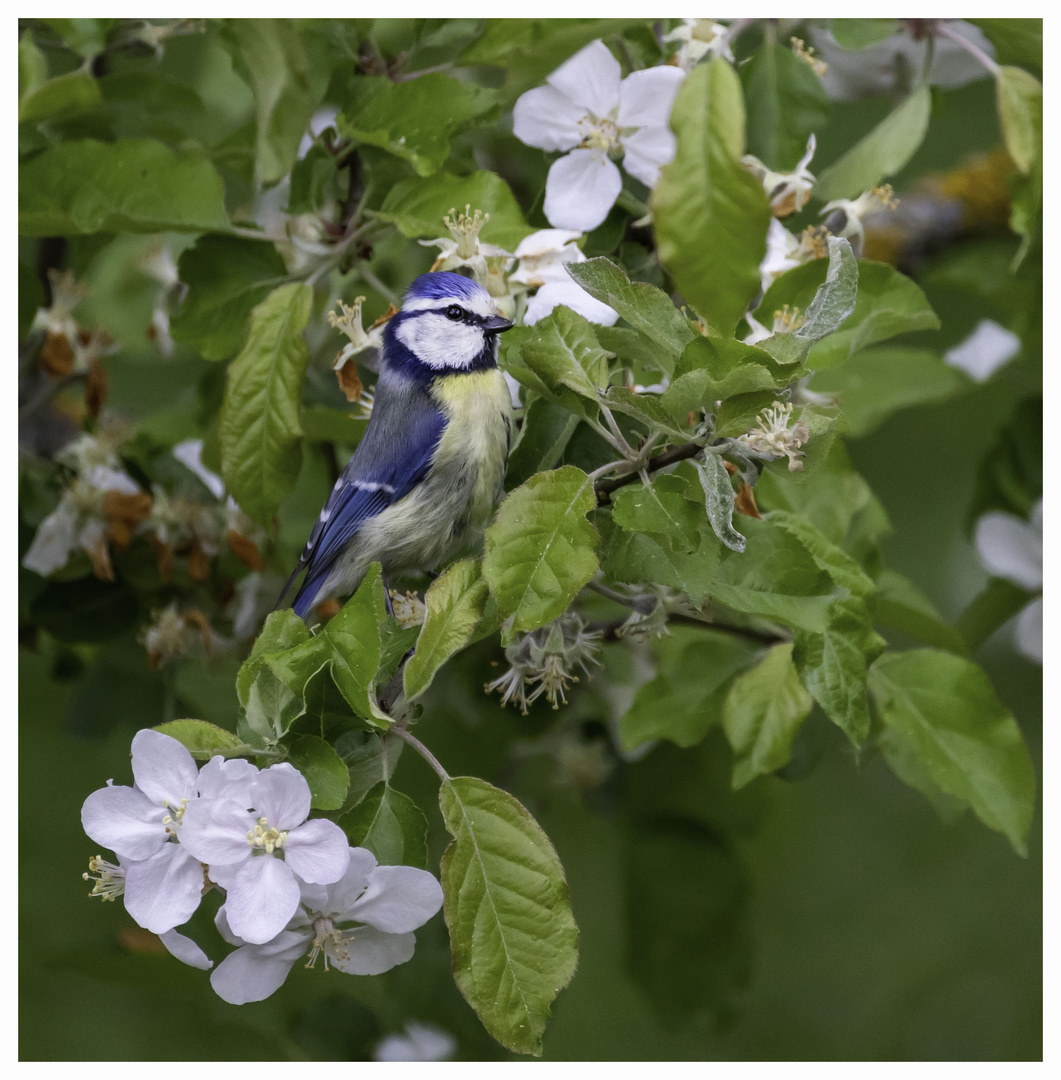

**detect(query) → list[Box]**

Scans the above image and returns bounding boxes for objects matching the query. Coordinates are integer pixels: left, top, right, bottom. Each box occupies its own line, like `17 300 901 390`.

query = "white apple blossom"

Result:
209 847 443 1005
743 135 818 218
419 205 513 291
663 19 734 72
22 463 143 579
374 1022 457 1062
511 229 619 327
944 320 1021 382
159 929 214 971
820 184 899 257
180 763 350 945
974 501 1042 662
513 41 685 231
736 401 810 471
80 730 218 934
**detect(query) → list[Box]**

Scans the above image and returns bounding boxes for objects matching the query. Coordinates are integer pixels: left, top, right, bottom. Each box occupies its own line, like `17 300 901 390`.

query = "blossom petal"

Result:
331 925 416 975
159 928 214 971
547 40 622 118
513 228 584 259
197 756 259 803
621 125 678 189
1016 597 1043 662
974 512 1042 590
512 84 586 151
543 149 622 232
172 439 226 499
85 465 140 495
22 500 78 575
524 281 619 327
123 844 205 933
210 931 308 1005
179 797 255 865
81 783 167 861
943 319 1021 382
224 855 301 945
283 818 351 885
617 65 685 128
130 729 199 806
250 763 311 830
321 846 378 914
347 865 443 933
374 1023 456 1062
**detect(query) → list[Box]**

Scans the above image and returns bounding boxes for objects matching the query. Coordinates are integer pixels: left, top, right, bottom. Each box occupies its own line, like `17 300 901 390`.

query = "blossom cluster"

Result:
81 730 443 1004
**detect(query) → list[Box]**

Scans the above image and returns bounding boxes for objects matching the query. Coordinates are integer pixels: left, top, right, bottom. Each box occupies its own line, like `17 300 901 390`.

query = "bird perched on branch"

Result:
279 271 514 620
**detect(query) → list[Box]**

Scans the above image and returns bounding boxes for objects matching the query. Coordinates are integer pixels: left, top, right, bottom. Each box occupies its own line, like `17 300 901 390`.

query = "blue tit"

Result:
279 271 514 621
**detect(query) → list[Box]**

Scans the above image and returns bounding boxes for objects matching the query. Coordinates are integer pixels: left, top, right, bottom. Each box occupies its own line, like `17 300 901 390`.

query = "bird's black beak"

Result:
482 315 514 333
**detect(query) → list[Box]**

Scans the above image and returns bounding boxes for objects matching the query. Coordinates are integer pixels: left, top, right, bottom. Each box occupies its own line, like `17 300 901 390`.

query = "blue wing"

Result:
280 373 447 618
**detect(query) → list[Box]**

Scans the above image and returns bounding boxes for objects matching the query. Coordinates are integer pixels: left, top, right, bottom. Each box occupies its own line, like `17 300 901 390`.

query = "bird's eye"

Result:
444 305 464 322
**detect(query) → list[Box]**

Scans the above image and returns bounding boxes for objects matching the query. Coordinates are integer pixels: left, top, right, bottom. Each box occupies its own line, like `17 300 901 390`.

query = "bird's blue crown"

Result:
403 271 488 306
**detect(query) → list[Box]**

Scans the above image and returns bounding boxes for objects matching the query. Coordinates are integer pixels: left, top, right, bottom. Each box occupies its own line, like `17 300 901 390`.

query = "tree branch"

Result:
594 440 706 504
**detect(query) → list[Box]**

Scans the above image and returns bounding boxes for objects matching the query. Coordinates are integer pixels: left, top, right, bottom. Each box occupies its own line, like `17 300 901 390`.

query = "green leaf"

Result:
299 406 368 446
766 510 875 598
339 781 428 868
564 258 696 367
620 628 758 750
219 282 312 526
41 17 111 58
598 386 687 439
336 731 403 811
809 345 968 435
597 514 720 607
270 566 389 727
996 65 1042 175
237 611 311 703
793 598 885 744
19 139 230 236
501 307 612 417
661 335 791 419
339 74 496 177
710 516 842 633
287 143 339 215
227 19 313 185
868 650 1036 854
287 735 350 811
439 776 578 1056
152 719 244 760
755 237 858 365
652 59 771 336
611 473 702 554
741 39 829 170
19 70 101 125
758 258 939 370
828 19 901 50
505 398 580 490
483 466 599 638
288 665 362 743
814 83 932 201
624 823 750 1023
378 170 530 251
872 568 969 655
18 33 47 100
694 450 746 553
404 560 489 700
170 235 289 362
722 642 813 788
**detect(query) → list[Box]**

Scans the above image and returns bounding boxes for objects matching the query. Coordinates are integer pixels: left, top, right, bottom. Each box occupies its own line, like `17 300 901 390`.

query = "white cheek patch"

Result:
396 312 485 369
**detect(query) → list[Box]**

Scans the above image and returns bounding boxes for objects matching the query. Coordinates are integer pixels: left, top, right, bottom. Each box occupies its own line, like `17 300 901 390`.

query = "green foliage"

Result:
483 466 599 640
654 59 771 335
339 73 496 176
219 282 313 525
828 19 901 50
288 734 350 809
814 84 932 201
741 37 829 170
439 776 579 1056
868 650 1036 854
170 235 289 361
723 642 813 788
340 780 428 868
152 719 246 759
19 138 230 236
404 559 490 700
996 66 1042 176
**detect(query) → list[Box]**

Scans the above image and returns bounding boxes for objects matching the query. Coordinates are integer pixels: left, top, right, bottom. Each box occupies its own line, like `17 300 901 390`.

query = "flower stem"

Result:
594 439 707 504
390 726 451 782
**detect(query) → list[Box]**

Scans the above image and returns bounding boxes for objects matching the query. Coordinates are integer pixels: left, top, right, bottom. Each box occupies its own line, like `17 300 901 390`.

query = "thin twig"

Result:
932 20 998 75
595 440 706 504
357 264 401 307
390 726 451 782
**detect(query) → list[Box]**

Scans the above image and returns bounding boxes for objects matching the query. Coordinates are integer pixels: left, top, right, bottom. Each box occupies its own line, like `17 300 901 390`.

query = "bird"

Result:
279 271 514 621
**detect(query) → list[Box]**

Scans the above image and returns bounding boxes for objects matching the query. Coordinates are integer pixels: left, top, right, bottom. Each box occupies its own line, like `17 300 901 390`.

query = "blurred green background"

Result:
19 17 1041 1062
